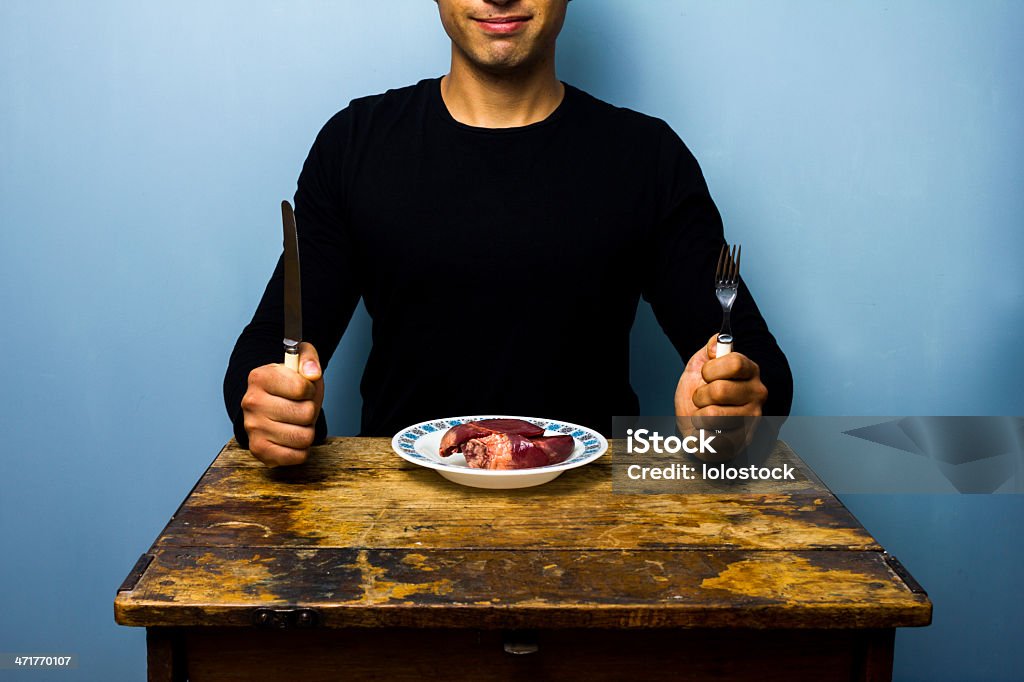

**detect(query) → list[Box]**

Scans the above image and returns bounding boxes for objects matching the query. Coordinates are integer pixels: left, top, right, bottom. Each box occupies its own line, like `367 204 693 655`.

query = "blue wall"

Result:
1 2 1021 680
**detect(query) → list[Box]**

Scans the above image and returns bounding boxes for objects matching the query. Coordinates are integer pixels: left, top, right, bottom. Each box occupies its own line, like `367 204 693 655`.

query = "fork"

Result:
714 243 741 357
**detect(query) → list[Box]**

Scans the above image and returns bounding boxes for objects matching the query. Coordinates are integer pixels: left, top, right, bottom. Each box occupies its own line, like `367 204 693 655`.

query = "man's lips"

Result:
473 16 531 34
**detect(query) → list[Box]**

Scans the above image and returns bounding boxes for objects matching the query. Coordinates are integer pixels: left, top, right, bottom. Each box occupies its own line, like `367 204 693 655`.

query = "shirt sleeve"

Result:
641 122 793 416
223 110 363 447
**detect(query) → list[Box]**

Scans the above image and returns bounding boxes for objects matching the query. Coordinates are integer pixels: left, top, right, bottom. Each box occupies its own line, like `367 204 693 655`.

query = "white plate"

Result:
392 415 608 489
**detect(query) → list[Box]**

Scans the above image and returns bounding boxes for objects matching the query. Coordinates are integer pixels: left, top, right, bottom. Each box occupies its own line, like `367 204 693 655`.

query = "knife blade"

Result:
281 200 303 372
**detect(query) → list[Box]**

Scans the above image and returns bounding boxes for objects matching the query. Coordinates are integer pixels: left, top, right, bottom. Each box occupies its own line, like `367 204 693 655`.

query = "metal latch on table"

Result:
253 607 321 629
883 553 927 595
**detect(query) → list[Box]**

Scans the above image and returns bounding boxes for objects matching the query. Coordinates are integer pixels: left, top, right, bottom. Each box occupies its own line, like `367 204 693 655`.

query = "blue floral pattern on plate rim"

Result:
391 415 608 476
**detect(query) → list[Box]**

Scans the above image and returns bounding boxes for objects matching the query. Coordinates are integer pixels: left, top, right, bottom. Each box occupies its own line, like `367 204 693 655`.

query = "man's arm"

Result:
223 110 362 457
642 123 793 418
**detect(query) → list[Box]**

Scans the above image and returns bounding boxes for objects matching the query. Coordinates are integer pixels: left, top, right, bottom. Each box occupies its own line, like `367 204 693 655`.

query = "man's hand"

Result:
241 342 324 467
674 334 768 461
675 334 768 418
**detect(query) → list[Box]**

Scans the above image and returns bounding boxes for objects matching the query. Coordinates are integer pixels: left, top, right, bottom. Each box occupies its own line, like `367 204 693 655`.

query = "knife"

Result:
281 200 302 372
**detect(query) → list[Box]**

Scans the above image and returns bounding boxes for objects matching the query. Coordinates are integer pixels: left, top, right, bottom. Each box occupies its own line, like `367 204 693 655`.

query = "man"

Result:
225 0 792 467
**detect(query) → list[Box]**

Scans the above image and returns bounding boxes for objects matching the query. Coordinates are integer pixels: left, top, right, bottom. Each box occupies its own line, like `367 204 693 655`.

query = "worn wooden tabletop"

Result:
115 438 931 630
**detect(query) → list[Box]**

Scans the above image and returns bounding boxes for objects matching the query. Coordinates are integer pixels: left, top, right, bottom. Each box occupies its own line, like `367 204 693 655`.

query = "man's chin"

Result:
475 53 528 73
464 42 543 73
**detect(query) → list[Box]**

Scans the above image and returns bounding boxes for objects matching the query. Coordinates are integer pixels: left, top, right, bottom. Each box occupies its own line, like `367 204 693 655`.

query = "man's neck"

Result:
441 52 564 129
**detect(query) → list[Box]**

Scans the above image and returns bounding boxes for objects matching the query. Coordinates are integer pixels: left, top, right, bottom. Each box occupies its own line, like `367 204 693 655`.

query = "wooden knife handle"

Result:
284 348 300 372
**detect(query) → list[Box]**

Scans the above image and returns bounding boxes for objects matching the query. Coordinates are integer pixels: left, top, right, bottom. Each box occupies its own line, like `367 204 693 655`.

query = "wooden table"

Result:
115 438 930 681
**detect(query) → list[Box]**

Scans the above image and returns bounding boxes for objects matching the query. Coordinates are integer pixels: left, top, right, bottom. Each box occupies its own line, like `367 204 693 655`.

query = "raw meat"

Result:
462 434 550 470
439 419 576 470
439 418 544 456
531 435 575 461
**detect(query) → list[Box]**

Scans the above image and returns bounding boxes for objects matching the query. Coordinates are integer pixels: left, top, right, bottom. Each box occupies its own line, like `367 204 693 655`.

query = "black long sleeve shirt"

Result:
224 78 792 443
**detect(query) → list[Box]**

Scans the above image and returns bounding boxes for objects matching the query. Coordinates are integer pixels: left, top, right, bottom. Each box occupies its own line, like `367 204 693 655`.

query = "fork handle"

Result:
716 334 733 358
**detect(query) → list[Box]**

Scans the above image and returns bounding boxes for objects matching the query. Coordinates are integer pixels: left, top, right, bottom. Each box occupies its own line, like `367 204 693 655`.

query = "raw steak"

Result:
462 434 550 470
461 434 576 470
439 418 544 456
531 435 576 461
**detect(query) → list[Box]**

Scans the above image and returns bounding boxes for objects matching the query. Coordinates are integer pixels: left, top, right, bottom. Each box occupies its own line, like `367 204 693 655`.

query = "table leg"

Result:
856 629 895 682
146 628 187 682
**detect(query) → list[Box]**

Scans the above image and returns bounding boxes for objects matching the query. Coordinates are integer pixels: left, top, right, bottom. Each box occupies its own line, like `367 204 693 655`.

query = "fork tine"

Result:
733 244 741 284
715 244 727 283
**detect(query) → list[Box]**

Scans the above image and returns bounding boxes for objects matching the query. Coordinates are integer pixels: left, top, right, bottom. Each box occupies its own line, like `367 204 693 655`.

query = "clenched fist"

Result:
674 334 768 462
241 342 324 467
